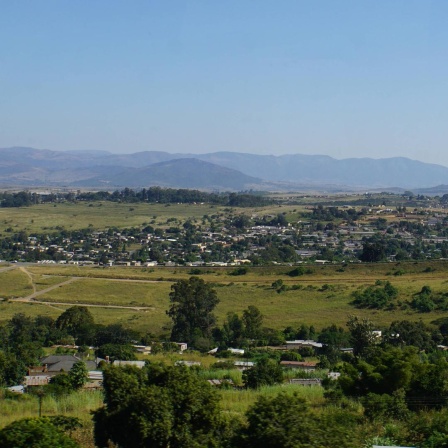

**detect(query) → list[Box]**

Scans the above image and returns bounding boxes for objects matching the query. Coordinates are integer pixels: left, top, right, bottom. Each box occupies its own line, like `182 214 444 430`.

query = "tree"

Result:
385 320 436 352
243 358 283 389
55 306 95 345
93 364 226 448
347 315 378 358
359 240 386 262
0 417 79 448
69 360 88 390
167 277 219 345
96 343 137 362
242 305 263 340
218 312 245 347
94 323 140 346
47 373 74 396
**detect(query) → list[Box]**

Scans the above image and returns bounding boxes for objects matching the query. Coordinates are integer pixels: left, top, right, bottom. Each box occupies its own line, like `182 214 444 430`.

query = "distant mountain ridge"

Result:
0 146 447 191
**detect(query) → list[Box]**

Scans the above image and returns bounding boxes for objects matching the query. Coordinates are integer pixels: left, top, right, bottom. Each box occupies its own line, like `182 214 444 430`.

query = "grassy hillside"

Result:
0 202 230 234
1 261 448 333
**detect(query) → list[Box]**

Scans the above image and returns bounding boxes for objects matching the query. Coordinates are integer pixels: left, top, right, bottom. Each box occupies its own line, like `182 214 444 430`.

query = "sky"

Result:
1 1 448 166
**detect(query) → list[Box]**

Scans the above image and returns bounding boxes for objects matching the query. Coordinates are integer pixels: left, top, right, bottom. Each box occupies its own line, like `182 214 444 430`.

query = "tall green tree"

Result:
242 305 264 340
93 364 225 448
55 306 95 345
68 360 88 390
347 315 378 358
167 277 219 345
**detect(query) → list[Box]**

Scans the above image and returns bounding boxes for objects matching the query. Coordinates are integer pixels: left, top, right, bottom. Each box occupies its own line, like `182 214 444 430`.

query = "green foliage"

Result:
279 351 302 362
362 388 409 421
351 280 398 309
411 285 436 312
385 320 437 351
55 306 95 345
271 279 283 289
47 373 74 396
347 315 378 358
287 266 305 276
96 343 137 362
242 305 264 340
338 346 416 396
68 360 88 390
93 363 226 448
229 267 248 276
359 239 386 262
243 358 283 389
0 417 80 447
236 392 359 448
167 276 219 345
94 323 140 346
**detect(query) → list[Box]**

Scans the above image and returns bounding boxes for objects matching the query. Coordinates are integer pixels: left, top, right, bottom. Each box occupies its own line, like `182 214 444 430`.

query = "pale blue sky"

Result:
1 1 448 165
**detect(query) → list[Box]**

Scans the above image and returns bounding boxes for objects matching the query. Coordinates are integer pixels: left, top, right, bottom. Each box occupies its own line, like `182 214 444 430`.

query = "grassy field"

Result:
0 201 231 234
1 261 448 333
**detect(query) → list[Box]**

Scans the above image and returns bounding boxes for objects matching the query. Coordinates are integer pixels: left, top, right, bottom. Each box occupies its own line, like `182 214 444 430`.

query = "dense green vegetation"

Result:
0 188 273 208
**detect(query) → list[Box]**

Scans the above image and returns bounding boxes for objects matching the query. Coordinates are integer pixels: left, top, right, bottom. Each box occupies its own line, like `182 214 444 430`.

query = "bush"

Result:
287 267 304 277
229 267 248 276
280 351 302 362
243 358 283 389
0 417 79 448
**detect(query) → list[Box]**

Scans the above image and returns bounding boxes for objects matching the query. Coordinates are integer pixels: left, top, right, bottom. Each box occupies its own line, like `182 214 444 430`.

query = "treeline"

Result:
0 191 37 207
0 307 146 387
0 188 273 207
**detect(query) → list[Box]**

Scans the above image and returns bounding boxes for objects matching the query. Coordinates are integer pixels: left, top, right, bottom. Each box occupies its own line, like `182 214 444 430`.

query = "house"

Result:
175 361 201 367
84 370 104 390
234 361 255 370
289 378 321 386
23 376 51 387
228 348 245 355
280 361 318 371
133 345 152 355
38 355 96 376
285 340 323 350
175 342 188 352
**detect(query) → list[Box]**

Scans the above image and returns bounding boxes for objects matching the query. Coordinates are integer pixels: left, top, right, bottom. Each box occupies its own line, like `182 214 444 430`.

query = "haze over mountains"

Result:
0 147 447 192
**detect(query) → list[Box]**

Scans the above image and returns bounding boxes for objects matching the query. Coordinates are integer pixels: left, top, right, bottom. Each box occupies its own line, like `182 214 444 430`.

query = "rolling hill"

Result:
0 147 447 191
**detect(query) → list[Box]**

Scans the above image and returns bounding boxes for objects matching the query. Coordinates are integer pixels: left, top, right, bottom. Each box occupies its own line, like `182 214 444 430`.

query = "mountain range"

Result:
0 147 447 192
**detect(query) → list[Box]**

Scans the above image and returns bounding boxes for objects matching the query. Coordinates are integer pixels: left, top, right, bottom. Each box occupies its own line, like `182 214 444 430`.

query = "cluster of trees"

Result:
310 204 363 223
92 362 362 448
0 307 142 387
351 280 398 309
93 354 448 447
0 191 36 207
410 285 448 312
0 188 273 207
168 277 298 349
350 280 448 313
312 316 448 448
168 277 275 349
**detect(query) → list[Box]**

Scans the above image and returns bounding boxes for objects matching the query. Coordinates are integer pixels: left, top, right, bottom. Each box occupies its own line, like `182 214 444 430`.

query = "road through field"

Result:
7 267 156 311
